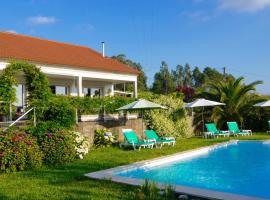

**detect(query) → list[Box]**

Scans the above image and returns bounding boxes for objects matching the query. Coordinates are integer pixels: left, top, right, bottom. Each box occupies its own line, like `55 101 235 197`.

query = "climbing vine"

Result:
0 61 52 115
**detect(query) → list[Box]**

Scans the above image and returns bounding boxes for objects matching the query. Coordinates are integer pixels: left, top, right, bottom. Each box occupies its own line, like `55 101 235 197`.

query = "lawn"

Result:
0 134 270 200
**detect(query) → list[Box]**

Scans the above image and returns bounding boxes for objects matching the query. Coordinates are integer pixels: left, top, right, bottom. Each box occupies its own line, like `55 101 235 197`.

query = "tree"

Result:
203 67 224 82
183 63 192 87
111 54 148 91
199 77 264 129
192 67 204 87
172 64 184 87
152 61 175 94
176 86 195 102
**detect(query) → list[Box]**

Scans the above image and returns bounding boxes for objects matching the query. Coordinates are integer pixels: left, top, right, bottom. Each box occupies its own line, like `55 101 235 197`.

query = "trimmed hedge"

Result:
66 96 135 115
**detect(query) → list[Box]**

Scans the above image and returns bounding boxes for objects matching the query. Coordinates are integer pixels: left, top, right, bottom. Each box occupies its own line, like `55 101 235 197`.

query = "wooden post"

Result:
33 107 36 127
9 102 12 121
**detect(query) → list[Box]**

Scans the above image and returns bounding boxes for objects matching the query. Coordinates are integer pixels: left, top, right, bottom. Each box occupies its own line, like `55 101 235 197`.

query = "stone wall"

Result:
76 118 146 146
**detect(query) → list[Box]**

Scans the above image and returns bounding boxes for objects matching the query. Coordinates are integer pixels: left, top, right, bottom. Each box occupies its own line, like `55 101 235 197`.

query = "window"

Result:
50 85 68 95
15 84 25 107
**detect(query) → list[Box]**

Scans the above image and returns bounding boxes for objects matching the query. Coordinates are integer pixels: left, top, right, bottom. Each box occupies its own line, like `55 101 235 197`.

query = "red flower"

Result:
11 134 24 142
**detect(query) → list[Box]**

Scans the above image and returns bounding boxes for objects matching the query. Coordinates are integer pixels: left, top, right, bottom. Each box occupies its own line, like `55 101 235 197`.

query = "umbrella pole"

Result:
141 110 144 138
202 107 204 133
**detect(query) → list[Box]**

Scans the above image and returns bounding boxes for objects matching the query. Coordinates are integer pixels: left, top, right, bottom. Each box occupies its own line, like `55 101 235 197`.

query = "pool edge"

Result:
85 140 268 200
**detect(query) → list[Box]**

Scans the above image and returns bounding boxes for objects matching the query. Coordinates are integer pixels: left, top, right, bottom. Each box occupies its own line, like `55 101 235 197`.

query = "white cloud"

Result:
218 0 270 12
27 16 56 25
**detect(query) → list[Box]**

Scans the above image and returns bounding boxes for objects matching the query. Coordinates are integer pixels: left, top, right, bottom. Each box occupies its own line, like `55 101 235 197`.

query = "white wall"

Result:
0 60 137 82
0 60 138 97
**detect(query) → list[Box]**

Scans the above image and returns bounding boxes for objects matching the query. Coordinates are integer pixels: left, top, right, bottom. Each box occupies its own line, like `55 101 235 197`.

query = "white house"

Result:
0 32 139 108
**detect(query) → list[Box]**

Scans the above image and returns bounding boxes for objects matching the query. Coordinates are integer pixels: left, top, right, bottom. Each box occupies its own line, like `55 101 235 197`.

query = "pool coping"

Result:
85 140 269 200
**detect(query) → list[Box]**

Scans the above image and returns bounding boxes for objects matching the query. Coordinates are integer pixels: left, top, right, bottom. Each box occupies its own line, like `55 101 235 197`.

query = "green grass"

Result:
0 134 270 200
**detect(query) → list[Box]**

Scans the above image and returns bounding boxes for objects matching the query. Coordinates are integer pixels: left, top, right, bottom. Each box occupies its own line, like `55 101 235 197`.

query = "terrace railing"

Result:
3 107 36 132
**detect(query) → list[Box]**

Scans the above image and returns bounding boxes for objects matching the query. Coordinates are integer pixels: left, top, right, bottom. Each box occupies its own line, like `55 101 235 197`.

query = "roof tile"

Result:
0 32 139 75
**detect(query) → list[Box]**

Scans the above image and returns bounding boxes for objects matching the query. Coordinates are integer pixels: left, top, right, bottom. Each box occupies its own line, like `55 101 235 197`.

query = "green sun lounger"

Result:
120 129 154 150
144 130 175 147
227 121 252 136
205 123 230 138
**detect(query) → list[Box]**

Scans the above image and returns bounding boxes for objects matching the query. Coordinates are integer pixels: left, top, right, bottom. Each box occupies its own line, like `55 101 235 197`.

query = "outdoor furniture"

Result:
120 129 154 150
184 98 225 133
144 130 175 147
205 123 230 138
227 122 252 136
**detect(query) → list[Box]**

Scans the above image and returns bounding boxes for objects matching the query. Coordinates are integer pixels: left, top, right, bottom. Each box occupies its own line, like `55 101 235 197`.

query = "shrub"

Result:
72 96 103 115
0 129 43 172
42 96 76 130
72 131 90 159
134 180 176 200
69 96 135 115
102 96 135 114
143 92 194 139
94 128 116 148
40 130 77 165
135 180 160 200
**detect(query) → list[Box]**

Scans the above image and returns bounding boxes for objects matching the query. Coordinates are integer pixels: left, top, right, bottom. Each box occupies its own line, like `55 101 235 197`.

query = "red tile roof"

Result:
0 32 139 75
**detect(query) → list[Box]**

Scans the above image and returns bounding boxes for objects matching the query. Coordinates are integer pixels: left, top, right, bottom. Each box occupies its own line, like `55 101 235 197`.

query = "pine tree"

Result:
172 64 184 87
192 67 204 87
111 54 148 91
183 63 192 87
152 61 176 94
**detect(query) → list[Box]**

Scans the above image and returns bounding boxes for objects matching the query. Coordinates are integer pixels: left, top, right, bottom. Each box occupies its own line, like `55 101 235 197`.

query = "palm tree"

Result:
199 77 265 129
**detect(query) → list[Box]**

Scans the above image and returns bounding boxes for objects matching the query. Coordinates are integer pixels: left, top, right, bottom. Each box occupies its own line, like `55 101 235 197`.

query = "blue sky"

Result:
1 0 270 93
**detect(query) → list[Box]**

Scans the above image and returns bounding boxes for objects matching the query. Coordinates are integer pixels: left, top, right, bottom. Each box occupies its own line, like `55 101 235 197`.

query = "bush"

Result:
142 92 194 138
40 130 77 165
70 96 135 115
72 96 103 115
94 128 116 148
134 180 176 200
0 128 43 172
102 96 135 114
72 131 90 159
42 96 76 130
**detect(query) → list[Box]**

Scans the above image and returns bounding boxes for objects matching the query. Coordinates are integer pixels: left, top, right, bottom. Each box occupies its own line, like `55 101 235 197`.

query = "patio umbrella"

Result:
116 99 166 133
254 100 270 132
254 100 270 107
184 98 225 132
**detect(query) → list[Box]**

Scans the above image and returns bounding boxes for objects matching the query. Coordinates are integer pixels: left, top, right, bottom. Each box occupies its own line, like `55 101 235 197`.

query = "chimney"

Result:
101 41 105 57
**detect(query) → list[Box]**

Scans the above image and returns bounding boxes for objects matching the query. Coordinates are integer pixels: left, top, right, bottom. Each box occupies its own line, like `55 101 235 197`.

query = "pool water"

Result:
116 141 270 199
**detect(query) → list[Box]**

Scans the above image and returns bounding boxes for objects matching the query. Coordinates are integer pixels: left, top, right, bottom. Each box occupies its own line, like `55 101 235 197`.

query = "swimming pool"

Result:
86 141 270 200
